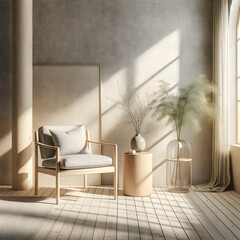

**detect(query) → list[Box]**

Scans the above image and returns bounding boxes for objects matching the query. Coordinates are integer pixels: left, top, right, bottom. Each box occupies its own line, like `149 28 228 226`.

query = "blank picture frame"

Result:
33 64 101 139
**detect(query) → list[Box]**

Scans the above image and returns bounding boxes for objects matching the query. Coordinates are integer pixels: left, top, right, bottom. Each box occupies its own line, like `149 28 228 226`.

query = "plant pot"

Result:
130 134 146 152
166 139 192 192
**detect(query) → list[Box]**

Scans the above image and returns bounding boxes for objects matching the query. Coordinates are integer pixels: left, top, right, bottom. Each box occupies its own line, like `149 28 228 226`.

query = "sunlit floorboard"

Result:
0 186 240 240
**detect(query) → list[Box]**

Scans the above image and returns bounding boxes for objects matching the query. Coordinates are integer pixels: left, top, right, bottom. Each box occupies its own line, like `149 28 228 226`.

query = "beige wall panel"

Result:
33 65 101 186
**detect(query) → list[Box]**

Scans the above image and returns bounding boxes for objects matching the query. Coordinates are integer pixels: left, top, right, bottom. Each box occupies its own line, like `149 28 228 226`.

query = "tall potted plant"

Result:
150 75 216 192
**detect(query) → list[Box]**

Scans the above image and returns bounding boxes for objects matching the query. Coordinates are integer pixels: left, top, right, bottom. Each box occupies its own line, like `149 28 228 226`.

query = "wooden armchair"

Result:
35 125 118 204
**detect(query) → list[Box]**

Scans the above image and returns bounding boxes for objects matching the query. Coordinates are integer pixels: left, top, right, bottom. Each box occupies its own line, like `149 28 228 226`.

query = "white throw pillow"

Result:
50 127 88 155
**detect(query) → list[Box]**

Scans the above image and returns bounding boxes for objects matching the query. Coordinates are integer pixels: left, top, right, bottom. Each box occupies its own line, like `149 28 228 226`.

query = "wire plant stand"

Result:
166 139 192 193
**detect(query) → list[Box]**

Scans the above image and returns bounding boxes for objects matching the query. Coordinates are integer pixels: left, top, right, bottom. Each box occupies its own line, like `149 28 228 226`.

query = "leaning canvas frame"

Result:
33 64 102 140
33 64 102 186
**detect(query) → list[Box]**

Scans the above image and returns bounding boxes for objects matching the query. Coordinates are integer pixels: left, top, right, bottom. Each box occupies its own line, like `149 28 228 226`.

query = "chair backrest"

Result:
38 125 88 158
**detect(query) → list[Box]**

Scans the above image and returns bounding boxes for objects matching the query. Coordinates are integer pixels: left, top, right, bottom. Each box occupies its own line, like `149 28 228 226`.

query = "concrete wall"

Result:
0 0 213 187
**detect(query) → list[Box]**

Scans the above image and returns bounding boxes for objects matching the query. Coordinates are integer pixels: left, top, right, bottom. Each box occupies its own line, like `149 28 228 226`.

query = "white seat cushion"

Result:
42 154 112 169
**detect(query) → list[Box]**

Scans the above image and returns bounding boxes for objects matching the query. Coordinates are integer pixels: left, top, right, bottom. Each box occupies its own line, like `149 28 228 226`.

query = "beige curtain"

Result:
197 0 231 191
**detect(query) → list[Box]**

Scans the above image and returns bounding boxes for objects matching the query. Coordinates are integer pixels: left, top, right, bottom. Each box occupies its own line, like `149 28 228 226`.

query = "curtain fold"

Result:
196 0 231 191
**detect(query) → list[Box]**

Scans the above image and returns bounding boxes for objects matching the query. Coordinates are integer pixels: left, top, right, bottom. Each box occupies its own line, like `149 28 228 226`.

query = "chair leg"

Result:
113 145 118 200
56 173 60 205
114 171 118 200
35 139 38 196
84 174 87 189
35 171 38 196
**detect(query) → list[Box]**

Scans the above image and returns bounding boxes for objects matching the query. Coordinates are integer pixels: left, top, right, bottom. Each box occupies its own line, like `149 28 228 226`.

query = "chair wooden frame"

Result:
35 130 118 205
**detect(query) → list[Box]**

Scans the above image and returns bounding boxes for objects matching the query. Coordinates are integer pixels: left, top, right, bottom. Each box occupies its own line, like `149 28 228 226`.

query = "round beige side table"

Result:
123 152 152 196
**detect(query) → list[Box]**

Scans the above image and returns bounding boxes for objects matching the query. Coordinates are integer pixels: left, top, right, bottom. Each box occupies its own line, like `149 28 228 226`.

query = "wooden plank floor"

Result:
0 186 240 240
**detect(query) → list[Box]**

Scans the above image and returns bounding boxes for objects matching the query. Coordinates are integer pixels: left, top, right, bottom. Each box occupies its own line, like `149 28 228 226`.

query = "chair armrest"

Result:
35 141 59 151
87 139 117 148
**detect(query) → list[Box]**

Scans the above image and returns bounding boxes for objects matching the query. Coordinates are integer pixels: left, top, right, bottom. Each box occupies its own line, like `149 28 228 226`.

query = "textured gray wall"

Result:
0 0 12 184
0 0 213 186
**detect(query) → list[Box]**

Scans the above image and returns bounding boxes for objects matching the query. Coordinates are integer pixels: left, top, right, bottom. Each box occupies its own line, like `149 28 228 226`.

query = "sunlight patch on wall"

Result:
102 31 181 186
18 108 33 152
103 30 180 115
134 30 180 93
102 68 128 136
133 31 180 187
103 31 180 139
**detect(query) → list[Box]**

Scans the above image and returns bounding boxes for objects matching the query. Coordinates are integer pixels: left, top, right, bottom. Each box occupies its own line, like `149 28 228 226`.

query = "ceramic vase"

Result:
130 134 146 152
